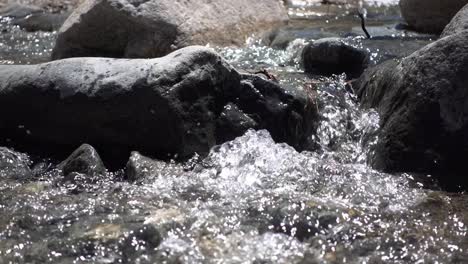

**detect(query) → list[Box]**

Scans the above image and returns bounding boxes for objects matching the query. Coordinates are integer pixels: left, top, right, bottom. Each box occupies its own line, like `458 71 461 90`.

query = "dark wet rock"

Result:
0 0 81 13
125 152 183 182
51 0 288 60
301 38 369 79
57 144 106 177
399 0 468 34
0 147 32 180
0 3 42 18
216 103 258 144
265 28 338 50
13 12 69 32
0 2 69 32
355 30 468 190
441 4 468 37
0 46 318 164
236 74 318 150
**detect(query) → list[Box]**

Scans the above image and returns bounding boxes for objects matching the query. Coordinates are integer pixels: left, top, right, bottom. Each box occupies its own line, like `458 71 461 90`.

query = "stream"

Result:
0 1 467 263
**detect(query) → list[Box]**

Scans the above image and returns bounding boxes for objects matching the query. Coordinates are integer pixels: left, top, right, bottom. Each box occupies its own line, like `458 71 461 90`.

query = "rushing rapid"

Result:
0 1 466 263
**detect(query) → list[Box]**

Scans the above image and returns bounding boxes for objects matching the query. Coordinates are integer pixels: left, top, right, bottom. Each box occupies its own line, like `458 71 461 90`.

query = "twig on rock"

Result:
249 68 279 82
358 11 371 39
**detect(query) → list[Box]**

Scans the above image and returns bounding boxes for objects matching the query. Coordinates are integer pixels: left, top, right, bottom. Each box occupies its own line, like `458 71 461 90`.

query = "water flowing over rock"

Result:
399 0 468 34
301 38 369 79
441 4 468 37
355 30 468 190
125 151 183 182
51 0 289 60
0 46 317 162
0 147 32 180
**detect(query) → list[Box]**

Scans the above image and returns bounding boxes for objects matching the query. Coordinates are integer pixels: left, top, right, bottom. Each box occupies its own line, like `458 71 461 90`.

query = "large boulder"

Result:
0 46 317 163
355 30 468 190
51 0 288 60
441 4 468 37
399 0 468 34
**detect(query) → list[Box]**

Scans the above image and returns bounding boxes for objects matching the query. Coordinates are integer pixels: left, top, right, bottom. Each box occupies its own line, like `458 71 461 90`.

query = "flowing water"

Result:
0 1 467 264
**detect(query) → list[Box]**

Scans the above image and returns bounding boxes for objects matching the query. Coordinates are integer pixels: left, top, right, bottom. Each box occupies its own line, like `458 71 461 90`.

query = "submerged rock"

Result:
399 0 468 34
441 4 468 37
0 3 70 32
355 30 468 190
0 3 42 18
301 38 369 79
216 103 258 144
51 0 288 60
0 147 32 180
125 152 183 182
57 144 106 177
13 12 69 32
0 46 317 162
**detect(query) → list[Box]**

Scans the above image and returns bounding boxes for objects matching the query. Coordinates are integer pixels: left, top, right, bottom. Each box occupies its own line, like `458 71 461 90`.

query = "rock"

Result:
355 30 468 190
264 28 338 50
125 152 183 182
441 4 468 37
0 46 317 163
216 103 258 144
399 0 468 34
301 38 369 79
51 0 288 60
0 0 82 13
0 3 70 32
0 147 32 180
13 12 70 32
0 3 42 18
57 144 106 177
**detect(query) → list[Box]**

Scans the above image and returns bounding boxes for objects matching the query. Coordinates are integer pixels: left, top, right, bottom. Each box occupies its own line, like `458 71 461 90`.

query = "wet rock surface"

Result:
0 0 80 13
301 38 369 79
442 4 468 37
57 144 106 178
0 147 32 180
125 152 184 183
0 46 317 162
0 3 70 32
13 12 69 32
399 0 468 34
51 0 288 59
356 30 468 190
0 3 42 18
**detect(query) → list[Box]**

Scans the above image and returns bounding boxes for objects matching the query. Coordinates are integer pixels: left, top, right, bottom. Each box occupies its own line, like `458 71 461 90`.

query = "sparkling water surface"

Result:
0 1 466 263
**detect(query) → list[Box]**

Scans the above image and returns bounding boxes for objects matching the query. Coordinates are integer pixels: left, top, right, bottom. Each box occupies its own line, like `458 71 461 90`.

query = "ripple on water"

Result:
1 128 467 263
